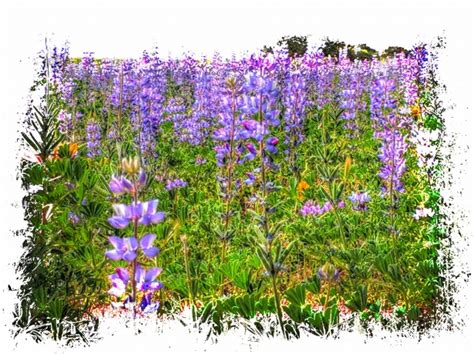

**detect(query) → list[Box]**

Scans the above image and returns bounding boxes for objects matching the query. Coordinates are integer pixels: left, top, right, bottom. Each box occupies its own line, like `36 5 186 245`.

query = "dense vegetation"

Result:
14 40 447 343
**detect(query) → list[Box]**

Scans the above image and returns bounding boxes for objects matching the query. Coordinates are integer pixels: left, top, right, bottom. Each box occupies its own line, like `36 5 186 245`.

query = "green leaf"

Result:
284 284 306 307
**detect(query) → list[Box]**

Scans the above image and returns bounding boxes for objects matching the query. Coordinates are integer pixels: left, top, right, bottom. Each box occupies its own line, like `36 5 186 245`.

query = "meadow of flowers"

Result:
15 42 447 342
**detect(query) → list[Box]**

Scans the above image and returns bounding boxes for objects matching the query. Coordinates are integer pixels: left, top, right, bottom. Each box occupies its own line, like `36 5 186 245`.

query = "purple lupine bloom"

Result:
140 292 160 313
135 264 163 292
378 129 407 195
348 192 371 211
214 144 230 167
136 200 166 225
300 200 334 217
105 236 138 262
109 170 146 195
340 88 358 131
240 119 269 141
58 110 73 135
370 75 409 198
68 211 80 225
109 176 133 195
138 169 147 186
317 267 342 282
105 234 159 261
244 143 257 161
244 172 256 185
165 178 188 191
195 156 207 165
108 267 129 297
370 78 397 128
139 233 160 258
214 128 230 141
86 122 101 157
321 201 332 213
108 200 166 229
300 200 322 216
65 182 75 190
265 137 279 154
283 71 307 161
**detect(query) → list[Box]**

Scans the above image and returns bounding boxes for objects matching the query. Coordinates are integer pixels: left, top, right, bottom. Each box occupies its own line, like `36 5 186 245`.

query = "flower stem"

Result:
131 177 139 318
181 236 195 308
271 273 286 338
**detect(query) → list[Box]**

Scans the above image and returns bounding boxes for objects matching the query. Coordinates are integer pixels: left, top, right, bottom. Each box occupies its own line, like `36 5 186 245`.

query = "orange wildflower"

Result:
411 105 422 118
69 143 79 157
297 180 310 200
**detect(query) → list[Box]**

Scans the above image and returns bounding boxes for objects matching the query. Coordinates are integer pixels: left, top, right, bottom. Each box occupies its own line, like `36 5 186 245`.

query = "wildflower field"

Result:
15 42 449 342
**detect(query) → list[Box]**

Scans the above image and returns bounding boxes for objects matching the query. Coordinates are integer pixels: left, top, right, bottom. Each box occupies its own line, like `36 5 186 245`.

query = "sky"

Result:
1 1 473 353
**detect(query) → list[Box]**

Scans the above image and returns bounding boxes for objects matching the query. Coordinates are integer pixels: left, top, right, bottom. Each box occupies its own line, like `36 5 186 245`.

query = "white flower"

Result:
413 207 435 220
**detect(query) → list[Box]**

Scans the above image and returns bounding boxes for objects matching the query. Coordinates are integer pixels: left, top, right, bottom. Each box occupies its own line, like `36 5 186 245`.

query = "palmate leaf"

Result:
345 284 368 312
284 284 306 307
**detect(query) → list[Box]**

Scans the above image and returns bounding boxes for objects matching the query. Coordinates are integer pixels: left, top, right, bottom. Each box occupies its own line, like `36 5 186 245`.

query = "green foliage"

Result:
16 40 445 342
277 35 308 57
22 100 63 162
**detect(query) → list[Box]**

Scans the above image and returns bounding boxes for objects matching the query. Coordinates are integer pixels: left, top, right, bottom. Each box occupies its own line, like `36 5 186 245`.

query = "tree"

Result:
277 35 308 57
319 37 346 58
381 46 409 59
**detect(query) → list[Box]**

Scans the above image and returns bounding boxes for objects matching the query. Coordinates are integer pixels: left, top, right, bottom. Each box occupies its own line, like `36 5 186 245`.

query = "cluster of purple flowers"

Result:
49 48 425 166
57 110 73 135
378 130 408 195
301 192 372 217
195 156 207 165
105 234 159 261
108 200 166 229
86 122 101 157
348 192 371 211
370 77 409 198
282 71 307 151
300 200 336 217
317 265 342 282
165 178 188 191
105 158 165 314
68 211 81 225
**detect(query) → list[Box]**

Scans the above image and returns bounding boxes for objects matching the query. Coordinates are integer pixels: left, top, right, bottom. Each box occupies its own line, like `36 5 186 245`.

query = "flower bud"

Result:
121 156 141 175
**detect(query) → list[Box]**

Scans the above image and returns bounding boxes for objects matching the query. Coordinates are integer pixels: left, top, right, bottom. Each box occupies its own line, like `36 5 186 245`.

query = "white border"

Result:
1 1 473 353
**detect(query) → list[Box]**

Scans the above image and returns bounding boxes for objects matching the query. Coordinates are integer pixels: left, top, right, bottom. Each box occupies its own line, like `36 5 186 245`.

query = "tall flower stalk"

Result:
106 157 166 317
242 62 294 338
213 76 244 246
283 70 307 177
370 77 409 235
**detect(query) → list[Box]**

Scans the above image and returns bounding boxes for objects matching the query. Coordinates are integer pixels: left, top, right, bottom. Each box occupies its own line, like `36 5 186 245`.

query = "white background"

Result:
1 1 473 353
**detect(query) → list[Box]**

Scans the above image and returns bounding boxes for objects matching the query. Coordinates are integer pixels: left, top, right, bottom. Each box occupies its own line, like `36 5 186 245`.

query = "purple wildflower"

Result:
265 137 279 154
139 233 160 258
108 267 129 297
108 200 166 229
105 236 138 262
68 211 80 225
58 110 73 135
165 178 188 191
195 156 207 165
140 292 160 313
348 192 371 211
135 264 163 292
86 122 101 157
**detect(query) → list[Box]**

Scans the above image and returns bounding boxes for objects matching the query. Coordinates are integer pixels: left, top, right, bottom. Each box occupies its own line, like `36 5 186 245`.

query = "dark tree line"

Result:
263 35 409 60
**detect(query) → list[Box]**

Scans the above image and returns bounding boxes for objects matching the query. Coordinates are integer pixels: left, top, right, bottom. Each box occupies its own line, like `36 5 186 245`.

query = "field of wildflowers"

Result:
15 41 448 343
